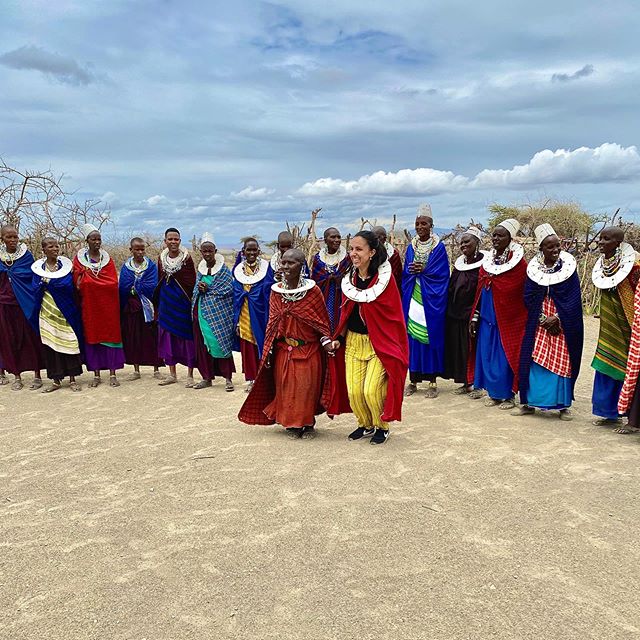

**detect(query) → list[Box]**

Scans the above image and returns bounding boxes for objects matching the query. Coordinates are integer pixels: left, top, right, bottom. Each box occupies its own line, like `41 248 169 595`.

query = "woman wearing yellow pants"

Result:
328 231 409 445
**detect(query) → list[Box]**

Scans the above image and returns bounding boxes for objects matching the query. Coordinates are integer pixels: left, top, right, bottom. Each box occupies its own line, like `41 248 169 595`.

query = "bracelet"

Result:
320 336 332 346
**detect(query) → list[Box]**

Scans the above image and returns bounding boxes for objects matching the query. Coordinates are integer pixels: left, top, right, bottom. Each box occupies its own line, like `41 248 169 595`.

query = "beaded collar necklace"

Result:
319 245 346 269
125 256 149 275
160 247 189 276
0 242 28 266
272 277 315 302
601 247 622 277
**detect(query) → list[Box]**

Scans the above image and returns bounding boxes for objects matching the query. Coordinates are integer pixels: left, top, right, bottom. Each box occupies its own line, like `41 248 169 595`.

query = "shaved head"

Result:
372 226 387 242
602 226 624 242
282 248 305 264
278 231 293 243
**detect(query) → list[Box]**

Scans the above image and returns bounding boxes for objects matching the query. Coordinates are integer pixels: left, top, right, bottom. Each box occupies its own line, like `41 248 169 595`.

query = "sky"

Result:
1 0 639 246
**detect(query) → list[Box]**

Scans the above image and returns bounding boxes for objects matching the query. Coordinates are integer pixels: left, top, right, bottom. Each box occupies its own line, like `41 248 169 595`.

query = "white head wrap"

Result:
464 226 482 241
534 223 556 247
81 223 99 239
496 218 520 240
200 232 215 247
417 203 432 218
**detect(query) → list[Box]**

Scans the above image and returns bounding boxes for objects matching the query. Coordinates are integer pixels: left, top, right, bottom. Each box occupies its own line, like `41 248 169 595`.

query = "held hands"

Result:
541 315 561 336
198 281 207 292
408 261 424 274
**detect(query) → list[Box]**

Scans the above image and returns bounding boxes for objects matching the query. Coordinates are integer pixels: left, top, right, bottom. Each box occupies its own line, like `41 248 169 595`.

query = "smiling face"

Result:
492 226 511 253
1 226 19 253
244 240 260 263
281 249 303 287
42 239 60 261
87 231 102 252
130 239 146 262
415 216 432 241
324 228 342 254
460 233 479 259
164 231 181 255
598 228 623 258
540 234 561 266
349 235 375 274
200 242 217 266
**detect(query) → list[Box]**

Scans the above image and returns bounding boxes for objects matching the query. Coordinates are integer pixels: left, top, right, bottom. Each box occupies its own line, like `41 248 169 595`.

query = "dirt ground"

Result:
1 316 639 640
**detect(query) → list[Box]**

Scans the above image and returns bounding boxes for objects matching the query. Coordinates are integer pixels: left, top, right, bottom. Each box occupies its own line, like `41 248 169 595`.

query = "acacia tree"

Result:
0 159 110 256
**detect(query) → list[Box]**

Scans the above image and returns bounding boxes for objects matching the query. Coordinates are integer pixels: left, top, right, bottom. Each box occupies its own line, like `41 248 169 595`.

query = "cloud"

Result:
552 64 595 83
0 45 96 85
230 186 277 200
298 144 640 197
145 194 169 206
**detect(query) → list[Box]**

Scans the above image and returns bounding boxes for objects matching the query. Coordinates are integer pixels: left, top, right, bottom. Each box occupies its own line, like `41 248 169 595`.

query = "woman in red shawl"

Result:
468 219 527 410
328 230 409 445
239 249 333 439
73 224 125 387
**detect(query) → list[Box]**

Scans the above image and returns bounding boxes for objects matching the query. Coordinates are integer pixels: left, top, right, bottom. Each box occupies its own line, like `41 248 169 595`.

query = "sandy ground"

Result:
1 316 640 640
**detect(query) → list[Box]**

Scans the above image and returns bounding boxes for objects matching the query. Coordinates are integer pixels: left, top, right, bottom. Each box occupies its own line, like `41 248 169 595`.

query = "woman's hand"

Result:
408 261 423 274
541 315 561 336
198 281 207 292
470 320 478 338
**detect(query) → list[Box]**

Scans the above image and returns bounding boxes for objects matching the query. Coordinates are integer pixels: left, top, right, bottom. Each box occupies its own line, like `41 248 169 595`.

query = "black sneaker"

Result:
370 428 389 445
348 426 375 441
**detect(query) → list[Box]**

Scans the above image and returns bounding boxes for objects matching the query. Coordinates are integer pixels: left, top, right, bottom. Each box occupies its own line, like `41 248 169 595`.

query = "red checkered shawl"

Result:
618 278 640 413
389 249 403 291
328 273 409 423
238 284 332 425
466 257 528 392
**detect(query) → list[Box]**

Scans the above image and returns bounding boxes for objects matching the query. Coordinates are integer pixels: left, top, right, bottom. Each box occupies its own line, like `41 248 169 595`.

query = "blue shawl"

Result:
192 264 235 357
401 241 450 373
32 268 84 347
0 250 39 332
232 265 273 355
119 258 158 322
519 270 583 404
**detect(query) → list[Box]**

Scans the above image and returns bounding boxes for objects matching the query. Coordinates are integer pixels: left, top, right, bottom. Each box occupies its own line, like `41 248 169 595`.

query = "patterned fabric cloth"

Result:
192 265 234 358
619 272 640 413
532 297 571 378
408 280 429 343
238 288 256 344
592 286 631 381
519 269 583 406
311 251 352 332
39 290 80 354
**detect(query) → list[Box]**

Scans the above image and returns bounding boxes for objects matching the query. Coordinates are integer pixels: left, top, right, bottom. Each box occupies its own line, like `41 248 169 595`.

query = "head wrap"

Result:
417 203 432 218
534 223 556 247
81 223 99 239
200 232 215 247
465 226 482 241
496 218 520 240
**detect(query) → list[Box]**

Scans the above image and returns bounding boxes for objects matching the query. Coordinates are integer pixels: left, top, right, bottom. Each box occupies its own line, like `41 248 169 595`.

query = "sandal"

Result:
88 377 101 388
301 426 317 440
483 397 500 407
592 417 622 426
425 384 438 399
404 383 417 397
184 377 195 388
452 386 470 395
30 378 43 390
153 371 164 380
11 379 24 391
193 380 212 389
286 427 304 439
126 372 141 381
42 382 62 393
614 425 639 434
245 381 254 393
225 381 234 392
158 375 177 386
468 389 485 400
69 382 82 392
559 409 573 421
511 405 535 417
498 399 515 410
109 375 120 387
0 374 8 386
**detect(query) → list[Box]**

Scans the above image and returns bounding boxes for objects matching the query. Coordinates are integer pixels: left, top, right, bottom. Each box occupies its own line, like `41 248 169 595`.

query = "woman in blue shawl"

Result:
233 238 273 391
119 237 163 380
31 237 84 392
191 235 236 391
515 224 583 420
0 225 43 390
402 207 450 399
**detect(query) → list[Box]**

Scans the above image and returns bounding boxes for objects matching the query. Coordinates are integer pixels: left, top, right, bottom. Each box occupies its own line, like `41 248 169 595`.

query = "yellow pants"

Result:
345 331 389 430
